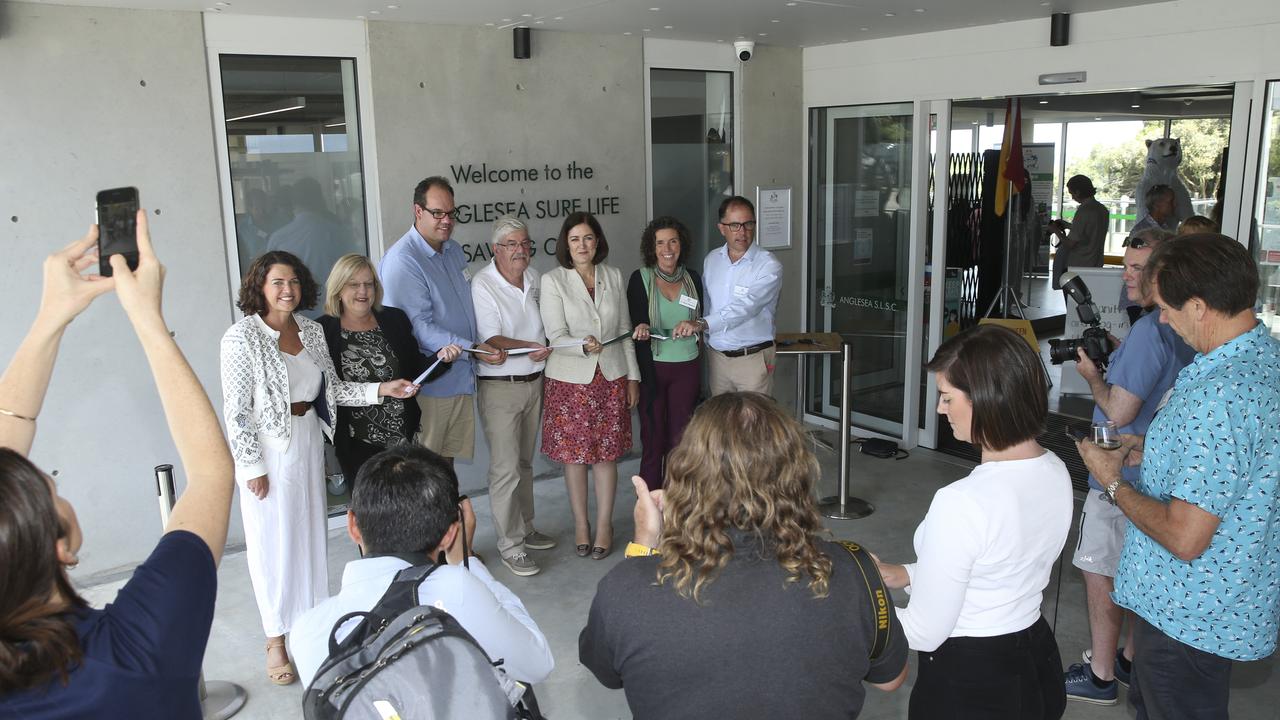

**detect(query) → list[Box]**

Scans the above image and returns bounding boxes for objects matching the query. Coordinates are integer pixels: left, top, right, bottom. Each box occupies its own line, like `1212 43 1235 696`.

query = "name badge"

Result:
530 287 540 303
678 294 698 310
733 285 750 298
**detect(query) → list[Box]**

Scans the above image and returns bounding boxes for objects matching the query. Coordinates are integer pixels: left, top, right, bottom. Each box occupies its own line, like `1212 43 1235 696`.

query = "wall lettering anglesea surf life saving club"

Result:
445 160 623 264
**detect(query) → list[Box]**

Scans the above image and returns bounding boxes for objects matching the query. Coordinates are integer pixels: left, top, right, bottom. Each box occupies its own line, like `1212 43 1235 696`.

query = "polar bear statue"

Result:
1134 138 1194 225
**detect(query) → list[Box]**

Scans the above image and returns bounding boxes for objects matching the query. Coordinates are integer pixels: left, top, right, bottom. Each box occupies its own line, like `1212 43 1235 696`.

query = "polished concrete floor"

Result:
80 437 1278 719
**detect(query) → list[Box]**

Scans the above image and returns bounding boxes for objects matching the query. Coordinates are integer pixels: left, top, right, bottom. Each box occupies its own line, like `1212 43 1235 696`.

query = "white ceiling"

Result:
25 0 1167 47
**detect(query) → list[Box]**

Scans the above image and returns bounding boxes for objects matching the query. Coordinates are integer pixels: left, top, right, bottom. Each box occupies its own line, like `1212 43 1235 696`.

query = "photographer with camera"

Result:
1061 227 1195 706
1049 175 1107 292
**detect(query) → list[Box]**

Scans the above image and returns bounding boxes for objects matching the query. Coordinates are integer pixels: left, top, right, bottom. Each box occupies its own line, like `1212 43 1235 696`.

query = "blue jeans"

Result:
1130 616 1232 720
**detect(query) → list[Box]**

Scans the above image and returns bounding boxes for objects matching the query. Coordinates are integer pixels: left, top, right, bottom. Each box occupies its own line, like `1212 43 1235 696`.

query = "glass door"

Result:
808 103 916 437
1253 80 1280 333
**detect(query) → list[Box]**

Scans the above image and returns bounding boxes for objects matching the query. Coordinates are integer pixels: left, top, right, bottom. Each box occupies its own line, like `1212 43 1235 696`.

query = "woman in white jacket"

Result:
220 251 417 686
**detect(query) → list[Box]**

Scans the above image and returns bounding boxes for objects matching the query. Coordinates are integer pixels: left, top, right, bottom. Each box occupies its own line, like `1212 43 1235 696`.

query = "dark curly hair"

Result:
236 251 319 316
639 216 691 268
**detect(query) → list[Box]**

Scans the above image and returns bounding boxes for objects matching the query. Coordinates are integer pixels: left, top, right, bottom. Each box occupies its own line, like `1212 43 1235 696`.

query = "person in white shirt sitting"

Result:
875 324 1073 720
289 443 554 687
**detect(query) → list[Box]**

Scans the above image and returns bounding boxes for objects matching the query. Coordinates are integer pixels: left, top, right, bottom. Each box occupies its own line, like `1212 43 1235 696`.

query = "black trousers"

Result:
909 617 1066 720
1129 616 1232 720
335 437 388 497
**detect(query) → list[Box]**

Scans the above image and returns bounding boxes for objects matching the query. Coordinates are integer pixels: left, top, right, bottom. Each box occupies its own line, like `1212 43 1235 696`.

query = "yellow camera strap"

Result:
835 540 893 661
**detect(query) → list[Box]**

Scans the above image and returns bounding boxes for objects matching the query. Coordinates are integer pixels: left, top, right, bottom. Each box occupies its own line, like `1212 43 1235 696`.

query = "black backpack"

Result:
302 563 544 720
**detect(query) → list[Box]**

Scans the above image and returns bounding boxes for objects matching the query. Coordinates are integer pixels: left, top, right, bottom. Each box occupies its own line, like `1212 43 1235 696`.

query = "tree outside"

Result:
1066 118 1229 202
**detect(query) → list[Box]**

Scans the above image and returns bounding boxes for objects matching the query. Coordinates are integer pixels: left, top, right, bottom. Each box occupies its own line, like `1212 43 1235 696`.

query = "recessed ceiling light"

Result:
554 16 563 20
485 22 494 26
386 4 398 8
914 8 925 12
971 120 979 125
1131 103 1141 108
521 13 532 17
1039 99 1049 104
786 1 797 5
369 10 380 14
884 12 895 17
535 20 544 24
1094 116 1102 120
501 18 511 21
623 31 632 35
860 27 869 31
649 6 660 10
215 1 229 5
643 28 652 32
356 15 365 19
1041 1 1050 5
737 35 746 39
771 19 780 23
758 32 767 36
664 25 673 29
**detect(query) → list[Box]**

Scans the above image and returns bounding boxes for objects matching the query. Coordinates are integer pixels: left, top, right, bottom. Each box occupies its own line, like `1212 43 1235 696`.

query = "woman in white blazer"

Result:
220 251 416 686
539 212 640 560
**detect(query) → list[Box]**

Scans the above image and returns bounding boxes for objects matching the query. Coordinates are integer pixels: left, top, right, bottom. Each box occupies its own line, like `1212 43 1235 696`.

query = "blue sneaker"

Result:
1064 662 1119 705
1083 648 1131 688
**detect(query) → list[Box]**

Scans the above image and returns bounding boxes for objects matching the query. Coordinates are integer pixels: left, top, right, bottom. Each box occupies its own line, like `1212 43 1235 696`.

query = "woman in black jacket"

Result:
320 254 460 490
627 217 705 491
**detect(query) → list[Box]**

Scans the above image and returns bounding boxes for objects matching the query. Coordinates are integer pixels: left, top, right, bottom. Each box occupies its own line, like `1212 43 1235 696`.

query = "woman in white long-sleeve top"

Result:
875 324 1072 720
220 251 417 686
539 212 640 560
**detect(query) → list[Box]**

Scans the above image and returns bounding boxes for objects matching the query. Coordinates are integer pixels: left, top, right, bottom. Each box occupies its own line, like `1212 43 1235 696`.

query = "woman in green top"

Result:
627 216 705 491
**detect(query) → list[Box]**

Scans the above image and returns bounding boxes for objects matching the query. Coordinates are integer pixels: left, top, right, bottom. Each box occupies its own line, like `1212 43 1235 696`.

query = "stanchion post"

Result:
818 342 874 520
153 465 248 720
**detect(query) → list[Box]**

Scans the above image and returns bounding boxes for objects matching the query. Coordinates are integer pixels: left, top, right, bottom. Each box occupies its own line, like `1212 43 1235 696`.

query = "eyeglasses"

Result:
720 221 757 232
418 205 460 221
1122 236 1149 249
497 240 533 251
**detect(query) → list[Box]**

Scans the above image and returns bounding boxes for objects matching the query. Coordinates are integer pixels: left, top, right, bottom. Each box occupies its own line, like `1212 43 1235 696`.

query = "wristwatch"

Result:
696 318 709 332
1101 478 1122 505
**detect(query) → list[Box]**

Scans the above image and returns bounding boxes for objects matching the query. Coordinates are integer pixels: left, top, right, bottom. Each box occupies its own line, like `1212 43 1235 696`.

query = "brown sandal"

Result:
266 638 297 686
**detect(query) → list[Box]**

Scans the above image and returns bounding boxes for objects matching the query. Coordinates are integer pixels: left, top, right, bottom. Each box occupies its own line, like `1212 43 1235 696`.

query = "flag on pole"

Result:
994 98 1028 216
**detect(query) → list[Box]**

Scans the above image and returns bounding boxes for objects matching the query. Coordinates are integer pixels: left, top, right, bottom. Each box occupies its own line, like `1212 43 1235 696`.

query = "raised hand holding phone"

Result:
96 187 140 277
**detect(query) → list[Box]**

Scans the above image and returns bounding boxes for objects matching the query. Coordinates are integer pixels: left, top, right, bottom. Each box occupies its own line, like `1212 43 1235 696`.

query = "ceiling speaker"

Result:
1050 13 1070 47
514 27 531 59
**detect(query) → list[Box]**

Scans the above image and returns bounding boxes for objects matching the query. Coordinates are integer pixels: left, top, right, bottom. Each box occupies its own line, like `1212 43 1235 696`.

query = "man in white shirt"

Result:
471 216 557 577
289 443 554 687
678 196 783 396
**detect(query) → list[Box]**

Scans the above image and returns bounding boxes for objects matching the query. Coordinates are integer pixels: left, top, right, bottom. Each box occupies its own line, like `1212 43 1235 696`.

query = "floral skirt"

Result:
541 368 632 465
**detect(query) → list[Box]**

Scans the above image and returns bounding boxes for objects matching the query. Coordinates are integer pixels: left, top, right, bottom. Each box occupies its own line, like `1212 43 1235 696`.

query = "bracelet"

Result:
624 542 659 558
0 406 36 422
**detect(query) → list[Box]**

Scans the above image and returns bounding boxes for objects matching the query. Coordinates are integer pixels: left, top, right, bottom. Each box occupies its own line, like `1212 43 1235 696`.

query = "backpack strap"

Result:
325 563 443 657
835 540 893 661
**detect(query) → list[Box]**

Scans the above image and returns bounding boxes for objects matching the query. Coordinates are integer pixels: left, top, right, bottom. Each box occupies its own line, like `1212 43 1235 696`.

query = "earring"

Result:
65 555 79 571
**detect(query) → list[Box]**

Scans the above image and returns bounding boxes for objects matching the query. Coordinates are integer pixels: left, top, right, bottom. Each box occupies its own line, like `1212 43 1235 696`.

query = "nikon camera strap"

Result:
835 540 893 661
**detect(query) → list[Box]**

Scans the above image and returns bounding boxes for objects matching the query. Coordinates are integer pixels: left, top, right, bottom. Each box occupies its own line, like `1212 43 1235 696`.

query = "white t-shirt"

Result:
471 261 546 376
897 451 1073 652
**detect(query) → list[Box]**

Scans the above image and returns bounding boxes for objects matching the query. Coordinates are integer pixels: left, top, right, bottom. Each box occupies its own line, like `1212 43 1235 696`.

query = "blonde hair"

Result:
324 254 383 317
656 392 832 603
1177 215 1218 235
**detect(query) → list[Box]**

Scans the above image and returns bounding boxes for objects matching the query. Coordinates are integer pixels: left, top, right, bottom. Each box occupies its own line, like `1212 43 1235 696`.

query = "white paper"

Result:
412 357 443 386
648 333 670 340
550 340 586 348
462 347 495 355
503 346 543 356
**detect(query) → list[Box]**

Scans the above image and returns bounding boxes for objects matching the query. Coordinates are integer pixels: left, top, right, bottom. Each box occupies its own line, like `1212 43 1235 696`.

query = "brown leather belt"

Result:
290 401 313 416
717 341 774 358
478 371 543 383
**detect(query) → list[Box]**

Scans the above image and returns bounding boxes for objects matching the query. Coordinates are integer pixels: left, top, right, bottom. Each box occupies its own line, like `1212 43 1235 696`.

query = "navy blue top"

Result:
0 530 217 719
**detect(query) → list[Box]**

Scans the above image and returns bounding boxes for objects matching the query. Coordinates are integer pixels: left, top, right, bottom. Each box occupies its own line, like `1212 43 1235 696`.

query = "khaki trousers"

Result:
707 346 776 397
477 378 542 556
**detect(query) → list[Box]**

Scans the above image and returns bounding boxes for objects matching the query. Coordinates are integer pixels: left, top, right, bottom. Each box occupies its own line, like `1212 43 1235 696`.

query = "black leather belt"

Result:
290 401 313 416
478 371 543 383
717 341 774 358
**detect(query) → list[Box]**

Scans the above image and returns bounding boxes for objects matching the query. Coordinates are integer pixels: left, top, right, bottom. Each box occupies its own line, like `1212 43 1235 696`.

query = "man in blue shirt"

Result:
1063 228 1195 706
1078 233 1280 720
380 177 504 464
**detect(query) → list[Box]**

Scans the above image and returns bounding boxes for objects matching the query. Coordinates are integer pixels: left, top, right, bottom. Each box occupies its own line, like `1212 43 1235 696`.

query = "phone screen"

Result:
96 187 139 276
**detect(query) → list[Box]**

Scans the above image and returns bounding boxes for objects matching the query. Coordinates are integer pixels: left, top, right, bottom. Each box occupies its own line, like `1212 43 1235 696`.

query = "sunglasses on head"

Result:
1122 236 1149 249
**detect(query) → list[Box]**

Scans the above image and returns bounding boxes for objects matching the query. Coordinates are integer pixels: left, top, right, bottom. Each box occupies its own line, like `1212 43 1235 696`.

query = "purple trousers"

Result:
638 358 701 491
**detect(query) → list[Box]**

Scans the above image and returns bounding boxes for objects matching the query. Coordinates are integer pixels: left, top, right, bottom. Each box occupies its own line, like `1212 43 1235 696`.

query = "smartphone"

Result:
1064 425 1089 443
96 187 140 277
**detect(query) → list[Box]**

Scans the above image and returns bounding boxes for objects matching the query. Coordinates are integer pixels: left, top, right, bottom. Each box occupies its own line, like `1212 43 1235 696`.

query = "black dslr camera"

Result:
1048 273 1114 371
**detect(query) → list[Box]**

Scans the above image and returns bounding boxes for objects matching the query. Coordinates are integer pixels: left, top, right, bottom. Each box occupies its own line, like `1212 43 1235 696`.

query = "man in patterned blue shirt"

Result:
381 177 506 465
1078 233 1279 720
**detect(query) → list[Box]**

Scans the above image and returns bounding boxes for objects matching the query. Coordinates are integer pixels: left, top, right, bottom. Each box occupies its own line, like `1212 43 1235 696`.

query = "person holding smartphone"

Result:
220 251 418 686
0 214 235 717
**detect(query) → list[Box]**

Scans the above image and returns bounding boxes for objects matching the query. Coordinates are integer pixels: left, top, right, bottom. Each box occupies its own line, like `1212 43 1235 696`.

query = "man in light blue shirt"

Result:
683 195 783 396
380 176 504 463
1078 233 1280 720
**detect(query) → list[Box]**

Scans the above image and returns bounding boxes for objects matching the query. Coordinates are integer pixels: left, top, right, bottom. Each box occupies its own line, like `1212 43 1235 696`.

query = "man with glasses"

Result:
677 195 782 396
470 216 557 577
1062 227 1195 706
381 176 505 466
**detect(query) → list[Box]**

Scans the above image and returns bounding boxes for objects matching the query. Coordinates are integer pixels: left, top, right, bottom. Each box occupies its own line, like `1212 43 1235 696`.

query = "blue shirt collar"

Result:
1183 321 1266 381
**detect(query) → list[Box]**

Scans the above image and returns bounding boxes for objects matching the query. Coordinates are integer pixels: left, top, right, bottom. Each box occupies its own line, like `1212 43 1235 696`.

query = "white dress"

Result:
238 349 328 637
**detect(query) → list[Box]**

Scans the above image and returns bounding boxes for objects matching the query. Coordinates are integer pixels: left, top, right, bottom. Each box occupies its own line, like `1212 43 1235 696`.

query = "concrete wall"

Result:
0 3 239 578
742 44 805 407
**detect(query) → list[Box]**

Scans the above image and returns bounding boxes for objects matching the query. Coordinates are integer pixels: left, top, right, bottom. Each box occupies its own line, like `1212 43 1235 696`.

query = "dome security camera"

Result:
734 40 755 62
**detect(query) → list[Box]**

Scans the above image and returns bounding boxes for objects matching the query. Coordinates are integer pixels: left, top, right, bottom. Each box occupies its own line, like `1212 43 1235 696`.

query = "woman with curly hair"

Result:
578 392 908 719
220 251 418 685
